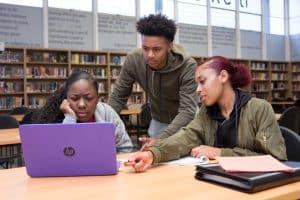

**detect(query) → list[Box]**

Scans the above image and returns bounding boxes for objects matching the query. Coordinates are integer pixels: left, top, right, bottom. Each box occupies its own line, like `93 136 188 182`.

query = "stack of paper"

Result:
215 155 294 173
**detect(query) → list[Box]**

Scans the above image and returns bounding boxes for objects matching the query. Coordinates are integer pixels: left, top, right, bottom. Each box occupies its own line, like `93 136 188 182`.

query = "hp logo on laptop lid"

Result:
63 146 76 157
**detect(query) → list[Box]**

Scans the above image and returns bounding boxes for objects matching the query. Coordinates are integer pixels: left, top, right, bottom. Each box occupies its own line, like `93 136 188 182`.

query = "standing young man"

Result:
108 14 198 140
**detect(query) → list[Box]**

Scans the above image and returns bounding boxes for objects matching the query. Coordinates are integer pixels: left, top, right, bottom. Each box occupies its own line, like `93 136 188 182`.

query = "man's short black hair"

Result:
136 14 176 42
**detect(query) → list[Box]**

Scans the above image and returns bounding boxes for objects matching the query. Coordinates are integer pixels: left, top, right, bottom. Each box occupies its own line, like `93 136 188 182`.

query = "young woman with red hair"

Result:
125 56 287 172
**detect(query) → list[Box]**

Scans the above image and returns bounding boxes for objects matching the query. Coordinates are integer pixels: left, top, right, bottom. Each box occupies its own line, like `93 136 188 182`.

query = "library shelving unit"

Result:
291 62 300 100
109 52 145 105
0 47 146 113
249 60 271 100
0 47 25 112
270 61 290 101
0 47 297 113
25 48 68 109
70 50 109 102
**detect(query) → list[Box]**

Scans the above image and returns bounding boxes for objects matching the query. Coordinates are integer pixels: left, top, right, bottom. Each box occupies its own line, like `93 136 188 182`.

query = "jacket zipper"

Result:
263 132 268 153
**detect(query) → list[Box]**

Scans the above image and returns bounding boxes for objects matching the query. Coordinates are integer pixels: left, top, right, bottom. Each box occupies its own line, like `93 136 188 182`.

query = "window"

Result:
289 0 300 35
178 0 207 25
239 0 261 14
162 0 174 19
98 0 135 16
269 0 284 35
49 0 91 11
210 0 235 10
239 13 261 32
211 8 235 29
140 0 155 17
0 0 42 7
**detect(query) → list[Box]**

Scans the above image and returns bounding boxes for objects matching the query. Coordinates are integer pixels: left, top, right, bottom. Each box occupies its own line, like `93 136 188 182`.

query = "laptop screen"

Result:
19 122 118 177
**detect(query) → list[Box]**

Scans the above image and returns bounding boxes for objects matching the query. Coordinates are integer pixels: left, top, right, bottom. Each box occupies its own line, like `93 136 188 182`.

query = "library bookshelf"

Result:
291 62 300 100
191 56 295 112
0 47 144 113
0 47 296 113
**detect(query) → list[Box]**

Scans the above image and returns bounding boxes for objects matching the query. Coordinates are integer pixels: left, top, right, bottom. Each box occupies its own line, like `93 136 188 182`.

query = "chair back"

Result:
280 126 300 162
278 106 300 135
9 106 30 115
20 110 39 124
0 114 19 129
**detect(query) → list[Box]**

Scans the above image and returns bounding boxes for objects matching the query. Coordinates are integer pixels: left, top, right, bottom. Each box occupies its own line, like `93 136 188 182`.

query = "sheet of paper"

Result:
215 155 295 173
161 156 210 166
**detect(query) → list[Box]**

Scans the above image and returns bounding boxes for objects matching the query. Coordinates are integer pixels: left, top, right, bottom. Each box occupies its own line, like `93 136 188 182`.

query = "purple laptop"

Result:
19 122 117 177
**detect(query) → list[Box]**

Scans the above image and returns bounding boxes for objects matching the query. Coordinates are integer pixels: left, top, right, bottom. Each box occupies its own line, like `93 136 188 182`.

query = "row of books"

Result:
127 94 143 104
272 63 287 71
0 96 23 109
26 67 67 78
292 64 300 72
26 82 63 93
71 54 106 64
71 67 108 78
26 52 68 63
0 82 23 93
250 62 268 70
27 96 47 108
252 83 269 92
292 84 300 90
110 68 120 78
251 72 268 80
0 66 24 78
292 74 300 81
111 55 126 65
272 91 286 99
110 82 143 93
271 73 287 80
98 82 107 93
271 82 287 90
0 50 23 62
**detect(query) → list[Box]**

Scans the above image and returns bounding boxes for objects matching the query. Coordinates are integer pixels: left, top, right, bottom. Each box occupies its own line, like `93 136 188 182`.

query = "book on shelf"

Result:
28 96 47 109
111 55 126 65
26 66 67 78
0 96 23 109
71 53 106 64
26 81 63 93
0 50 23 62
111 68 120 78
0 81 23 93
251 62 267 70
97 82 106 93
0 65 24 78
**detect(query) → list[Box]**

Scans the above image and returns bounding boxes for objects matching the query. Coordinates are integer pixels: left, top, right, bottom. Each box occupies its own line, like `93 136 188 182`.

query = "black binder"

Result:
195 161 300 193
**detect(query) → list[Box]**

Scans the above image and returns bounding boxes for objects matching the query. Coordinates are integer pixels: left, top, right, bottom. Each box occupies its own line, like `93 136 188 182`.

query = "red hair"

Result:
203 56 252 89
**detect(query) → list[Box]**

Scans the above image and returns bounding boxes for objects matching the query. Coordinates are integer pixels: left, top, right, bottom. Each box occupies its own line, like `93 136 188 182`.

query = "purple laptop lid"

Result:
19 122 117 177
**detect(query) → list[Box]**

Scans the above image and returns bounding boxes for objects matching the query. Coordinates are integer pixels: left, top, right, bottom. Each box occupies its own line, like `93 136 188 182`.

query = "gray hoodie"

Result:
108 44 198 138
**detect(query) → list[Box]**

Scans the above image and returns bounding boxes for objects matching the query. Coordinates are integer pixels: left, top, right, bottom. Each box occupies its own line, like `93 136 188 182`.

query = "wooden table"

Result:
0 128 20 145
120 108 141 115
10 114 25 122
0 156 299 200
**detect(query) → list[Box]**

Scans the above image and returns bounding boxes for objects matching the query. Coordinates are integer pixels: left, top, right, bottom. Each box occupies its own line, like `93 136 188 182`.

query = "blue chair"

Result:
280 126 300 162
